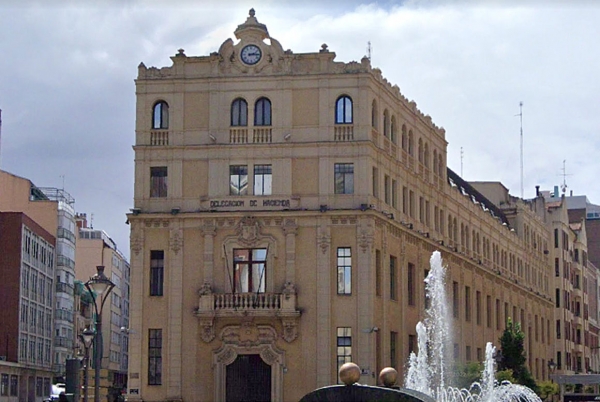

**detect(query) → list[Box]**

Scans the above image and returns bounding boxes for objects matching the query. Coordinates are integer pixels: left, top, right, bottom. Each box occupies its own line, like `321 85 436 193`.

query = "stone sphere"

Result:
379 367 398 387
339 362 361 385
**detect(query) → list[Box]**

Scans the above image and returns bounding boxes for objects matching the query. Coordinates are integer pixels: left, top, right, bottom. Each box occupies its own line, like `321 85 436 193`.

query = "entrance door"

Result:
226 354 271 402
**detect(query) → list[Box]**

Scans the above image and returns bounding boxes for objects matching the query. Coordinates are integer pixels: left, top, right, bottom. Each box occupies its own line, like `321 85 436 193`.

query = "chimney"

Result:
535 185 540 197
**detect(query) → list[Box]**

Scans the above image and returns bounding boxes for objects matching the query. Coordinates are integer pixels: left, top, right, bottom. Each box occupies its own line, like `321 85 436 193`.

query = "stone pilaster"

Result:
282 218 297 284
167 221 183 400
357 218 374 384
125 221 144 400
316 219 331 387
201 220 216 285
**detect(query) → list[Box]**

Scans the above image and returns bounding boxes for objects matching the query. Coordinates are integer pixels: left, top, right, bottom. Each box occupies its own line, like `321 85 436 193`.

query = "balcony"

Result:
55 309 74 323
150 130 169 146
195 281 301 343
54 336 73 349
56 282 74 295
334 124 354 141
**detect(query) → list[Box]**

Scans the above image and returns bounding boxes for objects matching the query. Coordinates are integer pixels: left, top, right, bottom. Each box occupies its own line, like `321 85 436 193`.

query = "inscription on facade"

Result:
209 198 291 209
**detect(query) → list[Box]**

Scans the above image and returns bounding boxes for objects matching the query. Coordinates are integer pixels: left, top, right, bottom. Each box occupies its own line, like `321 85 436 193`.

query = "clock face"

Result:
240 44 262 65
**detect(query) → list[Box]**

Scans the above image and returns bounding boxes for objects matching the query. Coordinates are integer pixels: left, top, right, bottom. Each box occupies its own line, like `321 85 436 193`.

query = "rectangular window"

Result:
372 167 379 198
10 375 18 397
337 327 352 382
402 186 408 215
334 163 354 194
233 248 267 293
424 269 430 309
477 348 483 362
465 286 471 322
337 247 352 295
555 258 560 277
408 263 415 306
148 329 162 385
556 320 561 339
390 331 397 368
253 164 272 195
496 299 501 330
476 291 482 325
230 165 248 195
392 180 397 208
35 377 42 397
453 281 459 319
554 228 559 248
466 345 471 362
419 196 424 223
390 256 397 301
150 250 164 296
409 190 415 218
0 374 8 396
556 288 560 308
486 295 492 328
384 175 390 204
375 249 382 297
408 334 416 354
150 166 168 198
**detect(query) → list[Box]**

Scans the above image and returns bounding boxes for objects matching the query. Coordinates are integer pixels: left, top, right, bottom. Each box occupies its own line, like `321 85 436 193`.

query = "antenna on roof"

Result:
90 213 94 229
515 102 524 198
460 146 464 177
367 41 372 61
559 159 572 194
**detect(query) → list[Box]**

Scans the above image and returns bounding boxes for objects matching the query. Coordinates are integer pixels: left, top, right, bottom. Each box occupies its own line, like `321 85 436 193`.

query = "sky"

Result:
1 0 599 260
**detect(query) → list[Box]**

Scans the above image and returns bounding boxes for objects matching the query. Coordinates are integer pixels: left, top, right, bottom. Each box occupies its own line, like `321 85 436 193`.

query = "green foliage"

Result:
453 362 483 390
495 369 516 383
498 318 539 393
537 380 558 401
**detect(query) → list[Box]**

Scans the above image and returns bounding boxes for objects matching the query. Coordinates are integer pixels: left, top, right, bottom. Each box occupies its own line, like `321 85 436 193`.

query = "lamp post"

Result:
85 266 115 402
548 359 557 402
78 327 95 402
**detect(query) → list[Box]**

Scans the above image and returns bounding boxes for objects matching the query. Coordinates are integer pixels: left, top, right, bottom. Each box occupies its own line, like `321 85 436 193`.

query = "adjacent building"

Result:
39 187 77 381
75 213 130 401
0 170 58 402
127 10 555 401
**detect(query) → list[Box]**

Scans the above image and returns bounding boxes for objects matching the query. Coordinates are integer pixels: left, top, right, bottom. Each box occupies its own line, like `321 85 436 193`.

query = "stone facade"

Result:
127 10 555 401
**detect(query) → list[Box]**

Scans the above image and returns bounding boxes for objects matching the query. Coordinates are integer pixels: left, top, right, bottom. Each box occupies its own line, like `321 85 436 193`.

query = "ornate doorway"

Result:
226 354 271 402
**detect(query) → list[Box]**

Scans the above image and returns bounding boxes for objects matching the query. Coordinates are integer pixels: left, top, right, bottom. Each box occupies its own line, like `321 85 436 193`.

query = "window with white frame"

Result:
334 163 354 194
337 247 352 295
337 327 352 382
229 165 248 195
253 165 272 195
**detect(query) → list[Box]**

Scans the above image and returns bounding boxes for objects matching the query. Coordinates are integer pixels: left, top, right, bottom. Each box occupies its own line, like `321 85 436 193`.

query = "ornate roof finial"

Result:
249 8 255 17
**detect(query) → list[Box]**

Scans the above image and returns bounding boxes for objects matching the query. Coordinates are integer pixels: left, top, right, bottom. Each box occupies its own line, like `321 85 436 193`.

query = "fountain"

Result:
404 251 543 402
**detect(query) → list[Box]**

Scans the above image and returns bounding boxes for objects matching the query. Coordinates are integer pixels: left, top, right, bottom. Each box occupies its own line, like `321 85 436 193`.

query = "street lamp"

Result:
548 359 557 402
85 266 115 402
78 327 95 402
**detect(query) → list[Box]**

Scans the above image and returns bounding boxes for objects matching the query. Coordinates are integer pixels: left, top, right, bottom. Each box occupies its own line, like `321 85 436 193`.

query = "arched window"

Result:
408 130 414 156
424 143 430 167
152 101 169 129
371 100 378 129
383 109 390 137
401 125 407 151
391 116 397 144
254 97 271 126
438 154 443 176
418 138 423 163
335 95 353 124
231 98 248 126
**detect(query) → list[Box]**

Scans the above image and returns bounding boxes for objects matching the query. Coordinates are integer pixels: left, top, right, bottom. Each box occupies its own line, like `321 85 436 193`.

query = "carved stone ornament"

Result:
170 229 183 254
198 281 213 296
221 324 277 348
282 281 296 298
199 317 215 343
358 228 374 253
317 229 331 254
236 216 261 246
281 318 299 343
282 218 298 236
131 233 143 256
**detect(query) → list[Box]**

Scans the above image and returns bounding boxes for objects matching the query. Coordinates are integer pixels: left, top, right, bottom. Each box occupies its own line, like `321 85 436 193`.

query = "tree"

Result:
498 318 538 393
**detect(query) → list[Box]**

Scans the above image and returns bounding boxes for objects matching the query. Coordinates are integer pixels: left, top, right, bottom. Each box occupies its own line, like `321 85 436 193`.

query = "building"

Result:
39 187 78 381
75 213 130 401
127 10 555 401
0 170 58 402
